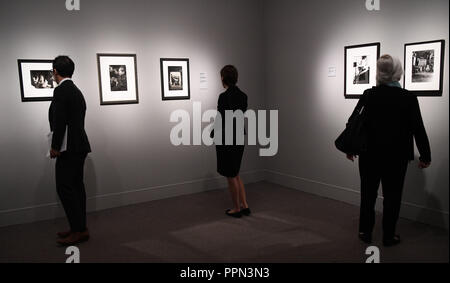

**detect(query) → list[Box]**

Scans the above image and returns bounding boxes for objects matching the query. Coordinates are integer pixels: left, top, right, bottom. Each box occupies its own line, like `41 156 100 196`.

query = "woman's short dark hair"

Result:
53 56 75 78
220 65 238 86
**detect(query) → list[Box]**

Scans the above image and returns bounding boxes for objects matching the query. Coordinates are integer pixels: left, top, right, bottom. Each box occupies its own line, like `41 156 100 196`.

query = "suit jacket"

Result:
49 80 91 154
212 85 248 145
349 85 431 162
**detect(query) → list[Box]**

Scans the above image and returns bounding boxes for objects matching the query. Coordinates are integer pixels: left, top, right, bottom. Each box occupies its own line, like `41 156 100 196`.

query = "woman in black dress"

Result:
214 65 250 218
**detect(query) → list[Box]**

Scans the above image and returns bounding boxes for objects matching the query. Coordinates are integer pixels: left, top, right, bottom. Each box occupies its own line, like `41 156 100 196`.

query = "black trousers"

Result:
358 154 408 238
55 152 88 233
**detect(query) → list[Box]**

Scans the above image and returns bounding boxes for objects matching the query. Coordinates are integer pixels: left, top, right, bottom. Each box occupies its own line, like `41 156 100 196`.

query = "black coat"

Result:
212 85 248 145
48 80 91 154
349 85 431 162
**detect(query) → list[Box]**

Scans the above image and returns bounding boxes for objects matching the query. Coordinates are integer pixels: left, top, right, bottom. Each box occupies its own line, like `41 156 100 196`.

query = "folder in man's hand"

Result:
46 126 68 158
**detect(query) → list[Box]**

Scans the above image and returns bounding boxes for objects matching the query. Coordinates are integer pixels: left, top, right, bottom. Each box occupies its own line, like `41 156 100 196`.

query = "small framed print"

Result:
160 58 190 100
404 40 445 96
97 53 139 105
18 59 56 102
344 42 380 99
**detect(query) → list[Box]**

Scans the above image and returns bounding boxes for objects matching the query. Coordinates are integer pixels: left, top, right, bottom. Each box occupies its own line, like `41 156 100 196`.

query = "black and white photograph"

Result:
18 59 55 102
30 70 56 89
344 43 380 98
160 58 190 100
412 50 434 83
109 65 128 92
405 40 445 96
352 55 370 84
168 66 183 91
97 54 139 105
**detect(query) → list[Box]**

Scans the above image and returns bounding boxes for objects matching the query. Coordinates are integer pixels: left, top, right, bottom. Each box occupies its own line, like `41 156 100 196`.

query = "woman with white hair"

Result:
346 55 431 247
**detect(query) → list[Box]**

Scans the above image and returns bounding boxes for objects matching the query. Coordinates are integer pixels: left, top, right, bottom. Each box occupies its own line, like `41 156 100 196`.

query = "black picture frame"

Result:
18 59 55 102
160 58 191 101
97 53 139 105
403 39 445 97
344 42 381 99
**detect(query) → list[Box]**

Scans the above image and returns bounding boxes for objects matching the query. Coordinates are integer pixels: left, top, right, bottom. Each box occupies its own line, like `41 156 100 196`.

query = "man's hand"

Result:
50 149 60 159
346 154 357 162
419 161 431 169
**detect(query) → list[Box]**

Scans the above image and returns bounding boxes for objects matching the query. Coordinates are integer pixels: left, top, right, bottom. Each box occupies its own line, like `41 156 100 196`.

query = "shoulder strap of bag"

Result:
359 88 372 114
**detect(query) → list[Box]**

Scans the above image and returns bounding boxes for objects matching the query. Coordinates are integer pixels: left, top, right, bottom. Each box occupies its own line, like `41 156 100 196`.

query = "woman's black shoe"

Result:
358 232 372 244
241 207 251 216
383 235 401 247
225 209 242 218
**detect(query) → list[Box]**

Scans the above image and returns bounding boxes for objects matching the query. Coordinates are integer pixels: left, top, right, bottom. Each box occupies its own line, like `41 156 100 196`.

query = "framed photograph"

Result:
404 40 445 96
344 43 380 98
97 53 139 105
18 59 56 102
160 58 190 100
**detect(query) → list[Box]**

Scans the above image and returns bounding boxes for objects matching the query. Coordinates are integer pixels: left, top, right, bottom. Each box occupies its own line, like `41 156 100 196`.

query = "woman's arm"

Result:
410 96 431 164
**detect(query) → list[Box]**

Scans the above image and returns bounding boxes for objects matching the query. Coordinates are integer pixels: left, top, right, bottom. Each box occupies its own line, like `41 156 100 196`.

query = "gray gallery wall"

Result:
263 0 449 229
0 0 266 226
0 0 449 229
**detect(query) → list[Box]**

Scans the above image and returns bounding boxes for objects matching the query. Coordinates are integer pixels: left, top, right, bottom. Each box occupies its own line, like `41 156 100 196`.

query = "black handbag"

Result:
335 94 370 155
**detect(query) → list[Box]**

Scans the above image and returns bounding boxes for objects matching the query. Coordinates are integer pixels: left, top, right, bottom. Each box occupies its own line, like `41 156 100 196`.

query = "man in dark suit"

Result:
49 56 91 246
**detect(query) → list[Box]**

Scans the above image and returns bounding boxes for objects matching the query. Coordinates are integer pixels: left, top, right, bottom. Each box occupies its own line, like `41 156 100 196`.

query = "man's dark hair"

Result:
220 65 238 87
53 56 75 78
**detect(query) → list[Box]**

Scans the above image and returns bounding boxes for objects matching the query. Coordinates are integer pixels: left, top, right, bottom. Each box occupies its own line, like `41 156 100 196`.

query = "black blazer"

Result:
349 85 431 162
212 85 248 144
48 80 91 153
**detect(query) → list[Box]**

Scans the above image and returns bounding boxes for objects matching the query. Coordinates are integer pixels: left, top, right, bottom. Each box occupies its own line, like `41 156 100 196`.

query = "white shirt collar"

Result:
57 78 72 87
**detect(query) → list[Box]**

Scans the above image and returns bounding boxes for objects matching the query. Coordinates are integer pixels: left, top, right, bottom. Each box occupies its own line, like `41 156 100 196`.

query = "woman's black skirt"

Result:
216 145 245 178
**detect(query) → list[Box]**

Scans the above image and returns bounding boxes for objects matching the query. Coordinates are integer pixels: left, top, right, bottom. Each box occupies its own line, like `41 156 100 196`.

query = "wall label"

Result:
200 72 208 90
328 67 337 77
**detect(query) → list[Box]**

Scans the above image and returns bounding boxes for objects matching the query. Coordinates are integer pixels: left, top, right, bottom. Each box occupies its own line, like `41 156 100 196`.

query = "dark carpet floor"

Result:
0 182 448 263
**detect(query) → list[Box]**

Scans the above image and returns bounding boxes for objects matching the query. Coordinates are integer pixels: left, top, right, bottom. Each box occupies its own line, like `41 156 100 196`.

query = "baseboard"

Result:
2 169 447 230
0 170 265 228
265 170 449 230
